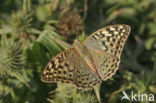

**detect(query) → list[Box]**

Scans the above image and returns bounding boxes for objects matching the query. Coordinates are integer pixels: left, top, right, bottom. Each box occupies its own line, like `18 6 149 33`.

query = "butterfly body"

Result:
74 39 98 73
41 24 131 89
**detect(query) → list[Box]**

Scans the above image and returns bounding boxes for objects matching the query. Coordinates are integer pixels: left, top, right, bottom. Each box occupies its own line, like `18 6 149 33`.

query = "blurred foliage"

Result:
0 35 24 77
0 0 156 103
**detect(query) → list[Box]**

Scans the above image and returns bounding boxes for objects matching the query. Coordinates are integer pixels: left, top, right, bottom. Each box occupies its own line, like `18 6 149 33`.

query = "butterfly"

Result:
41 24 131 89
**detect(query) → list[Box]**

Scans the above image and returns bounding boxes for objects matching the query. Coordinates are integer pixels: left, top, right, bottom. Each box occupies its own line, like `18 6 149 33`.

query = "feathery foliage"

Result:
0 35 24 77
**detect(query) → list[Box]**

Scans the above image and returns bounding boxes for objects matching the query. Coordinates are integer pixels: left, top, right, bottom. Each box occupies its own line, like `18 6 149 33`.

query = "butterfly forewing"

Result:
83 24 131 80
41 49 76 84
84 24 130 57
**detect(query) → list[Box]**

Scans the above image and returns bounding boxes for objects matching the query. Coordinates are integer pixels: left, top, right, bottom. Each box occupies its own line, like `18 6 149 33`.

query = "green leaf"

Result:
37 30 65 56
145 38 156 50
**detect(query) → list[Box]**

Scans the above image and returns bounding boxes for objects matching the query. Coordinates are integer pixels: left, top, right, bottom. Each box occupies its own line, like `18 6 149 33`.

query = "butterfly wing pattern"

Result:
41 49 76 84
41 24 131 89
41 48 101 89
75 55 101 89
83 24 131 80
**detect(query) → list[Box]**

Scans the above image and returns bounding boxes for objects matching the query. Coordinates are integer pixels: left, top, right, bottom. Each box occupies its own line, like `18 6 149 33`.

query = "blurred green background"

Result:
0 0 156 103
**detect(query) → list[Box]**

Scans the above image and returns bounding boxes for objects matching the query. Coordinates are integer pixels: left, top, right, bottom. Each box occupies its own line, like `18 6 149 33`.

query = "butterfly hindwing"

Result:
74 54 101 89
89 49 120 80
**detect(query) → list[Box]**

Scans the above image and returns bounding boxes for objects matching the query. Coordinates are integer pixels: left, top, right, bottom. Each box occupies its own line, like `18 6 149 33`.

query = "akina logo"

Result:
121 91 155 102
